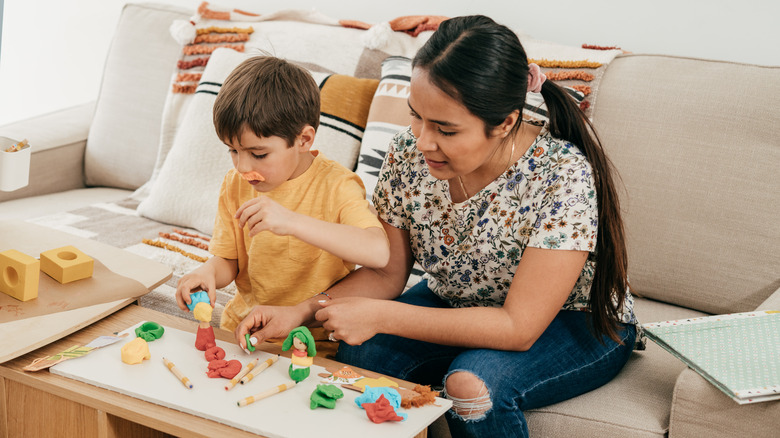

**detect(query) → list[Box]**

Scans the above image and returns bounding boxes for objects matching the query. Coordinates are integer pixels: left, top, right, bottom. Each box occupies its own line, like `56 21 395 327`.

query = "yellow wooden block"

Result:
40 245 94 284
0 249 39 301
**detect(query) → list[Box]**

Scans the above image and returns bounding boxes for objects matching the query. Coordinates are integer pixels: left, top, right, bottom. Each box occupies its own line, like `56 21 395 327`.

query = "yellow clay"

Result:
121 337 151 365
352 376 399 392
193 301 213 322
40 245 94 284
0 249 40 302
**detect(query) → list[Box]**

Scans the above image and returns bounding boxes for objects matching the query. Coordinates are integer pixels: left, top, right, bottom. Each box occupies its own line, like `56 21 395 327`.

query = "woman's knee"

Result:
444 371 492 421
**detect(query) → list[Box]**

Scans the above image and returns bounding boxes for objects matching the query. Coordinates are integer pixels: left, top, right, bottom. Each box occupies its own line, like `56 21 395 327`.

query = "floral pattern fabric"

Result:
374 126 636 325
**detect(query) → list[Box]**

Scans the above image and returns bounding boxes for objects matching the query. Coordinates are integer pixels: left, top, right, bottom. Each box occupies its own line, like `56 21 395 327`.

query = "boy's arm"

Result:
287 216 389 268
175 256 238 309
235 196 390 268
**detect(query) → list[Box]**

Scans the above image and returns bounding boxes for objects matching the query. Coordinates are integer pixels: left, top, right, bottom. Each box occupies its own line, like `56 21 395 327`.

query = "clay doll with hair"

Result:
282 326 316 382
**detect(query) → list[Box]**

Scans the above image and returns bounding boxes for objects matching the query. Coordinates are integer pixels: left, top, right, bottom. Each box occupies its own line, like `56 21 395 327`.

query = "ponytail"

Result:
541 81 629 343
416 15 629 343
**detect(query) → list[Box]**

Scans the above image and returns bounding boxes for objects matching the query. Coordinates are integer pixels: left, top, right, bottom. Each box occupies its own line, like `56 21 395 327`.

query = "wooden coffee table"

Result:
0 220 172 363
0 305 448 437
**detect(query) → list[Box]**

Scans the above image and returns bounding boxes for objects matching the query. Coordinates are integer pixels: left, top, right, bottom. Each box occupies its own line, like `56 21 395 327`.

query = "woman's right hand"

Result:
234 304 308 350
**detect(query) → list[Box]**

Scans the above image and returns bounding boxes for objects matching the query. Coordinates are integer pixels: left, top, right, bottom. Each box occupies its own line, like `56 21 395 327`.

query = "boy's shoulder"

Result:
311 152 357 180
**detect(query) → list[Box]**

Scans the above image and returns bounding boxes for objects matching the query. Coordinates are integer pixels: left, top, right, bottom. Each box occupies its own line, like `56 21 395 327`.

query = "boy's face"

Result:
224 127 313 192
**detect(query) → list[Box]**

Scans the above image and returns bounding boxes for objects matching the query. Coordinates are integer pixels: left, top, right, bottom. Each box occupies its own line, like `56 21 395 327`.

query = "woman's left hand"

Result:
314 297 384 345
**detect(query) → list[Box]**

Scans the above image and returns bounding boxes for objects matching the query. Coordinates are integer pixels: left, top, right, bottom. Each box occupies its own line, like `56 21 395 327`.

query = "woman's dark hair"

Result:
413 15 629 343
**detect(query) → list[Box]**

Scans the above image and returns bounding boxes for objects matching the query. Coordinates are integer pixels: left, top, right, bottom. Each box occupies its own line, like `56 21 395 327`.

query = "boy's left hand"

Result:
235 196 298 237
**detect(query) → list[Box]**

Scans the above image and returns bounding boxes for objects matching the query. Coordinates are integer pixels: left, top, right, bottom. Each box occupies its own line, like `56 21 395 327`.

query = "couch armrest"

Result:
668 285 780 437
669 368 780 437
0 102 94 202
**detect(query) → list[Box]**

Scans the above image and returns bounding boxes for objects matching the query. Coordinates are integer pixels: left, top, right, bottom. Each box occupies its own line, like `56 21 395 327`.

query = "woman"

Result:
236 15 641 437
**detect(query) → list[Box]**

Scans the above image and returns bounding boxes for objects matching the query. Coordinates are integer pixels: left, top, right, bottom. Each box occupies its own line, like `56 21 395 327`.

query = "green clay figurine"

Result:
281 326 316 383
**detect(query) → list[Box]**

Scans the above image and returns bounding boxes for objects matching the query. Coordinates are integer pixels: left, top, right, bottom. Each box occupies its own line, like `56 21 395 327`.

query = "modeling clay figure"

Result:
188 291 216 351
281 326 316 382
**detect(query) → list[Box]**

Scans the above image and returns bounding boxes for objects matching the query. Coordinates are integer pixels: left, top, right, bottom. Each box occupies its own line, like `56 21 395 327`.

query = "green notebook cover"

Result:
643 310 780 404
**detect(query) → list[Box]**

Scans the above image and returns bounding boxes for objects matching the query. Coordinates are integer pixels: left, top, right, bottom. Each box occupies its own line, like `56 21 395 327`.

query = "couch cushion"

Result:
522 297 706 438
592 54 780 315
525 340 686 438
84 3 189 189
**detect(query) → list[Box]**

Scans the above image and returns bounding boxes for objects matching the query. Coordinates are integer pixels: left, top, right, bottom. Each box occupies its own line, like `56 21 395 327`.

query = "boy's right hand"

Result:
175 272 216 311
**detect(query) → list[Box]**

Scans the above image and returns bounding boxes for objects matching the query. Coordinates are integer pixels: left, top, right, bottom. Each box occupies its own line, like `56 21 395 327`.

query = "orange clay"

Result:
241 171 265 182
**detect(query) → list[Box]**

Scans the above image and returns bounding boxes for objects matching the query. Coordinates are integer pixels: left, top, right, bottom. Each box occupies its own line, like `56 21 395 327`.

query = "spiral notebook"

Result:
643 310 780 404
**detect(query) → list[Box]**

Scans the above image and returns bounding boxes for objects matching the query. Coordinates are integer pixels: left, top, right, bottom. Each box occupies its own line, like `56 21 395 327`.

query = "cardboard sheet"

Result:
0 258 147 323
52 322 451 438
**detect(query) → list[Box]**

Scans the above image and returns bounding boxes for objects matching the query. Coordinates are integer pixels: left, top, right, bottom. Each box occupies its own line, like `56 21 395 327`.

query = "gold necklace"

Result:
456 141 516 200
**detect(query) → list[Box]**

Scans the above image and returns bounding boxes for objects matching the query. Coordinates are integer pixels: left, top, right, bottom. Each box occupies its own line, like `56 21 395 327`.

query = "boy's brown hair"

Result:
213 56 320 147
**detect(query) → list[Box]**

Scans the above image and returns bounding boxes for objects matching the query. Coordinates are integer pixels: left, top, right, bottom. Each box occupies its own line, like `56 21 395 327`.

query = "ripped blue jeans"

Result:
335 280 636 438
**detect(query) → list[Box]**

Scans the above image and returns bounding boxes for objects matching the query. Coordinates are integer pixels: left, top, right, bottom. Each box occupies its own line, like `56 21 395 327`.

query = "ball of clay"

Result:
193 301 213 322
207 359 242 378
205 345 225 361
121 337 151 365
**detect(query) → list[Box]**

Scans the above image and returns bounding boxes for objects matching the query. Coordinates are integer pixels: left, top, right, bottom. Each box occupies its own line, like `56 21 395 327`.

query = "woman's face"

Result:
408 67 506 181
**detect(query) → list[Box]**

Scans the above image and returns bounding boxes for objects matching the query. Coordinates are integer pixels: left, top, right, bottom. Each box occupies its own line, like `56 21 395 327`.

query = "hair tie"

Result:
527 63 547 93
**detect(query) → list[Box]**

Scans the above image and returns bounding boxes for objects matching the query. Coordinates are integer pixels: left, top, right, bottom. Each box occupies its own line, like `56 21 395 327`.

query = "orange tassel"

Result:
194 33 250 44
582 44 620 51
529 58 602 69
159 232 210 251
571 85 592 96
195 26 254 35
176 73 202 83
174 228 211 242
142 239 208 262
178 56 210 70
182 43 245 56
172 83 197 94
545 70 595 82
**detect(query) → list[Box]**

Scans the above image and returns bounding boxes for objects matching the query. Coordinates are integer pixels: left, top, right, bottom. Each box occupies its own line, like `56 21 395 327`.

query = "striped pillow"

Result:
310 72 379 170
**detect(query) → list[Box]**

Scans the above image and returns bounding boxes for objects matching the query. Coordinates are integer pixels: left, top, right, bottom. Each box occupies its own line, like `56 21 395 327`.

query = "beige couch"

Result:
1 3 778 437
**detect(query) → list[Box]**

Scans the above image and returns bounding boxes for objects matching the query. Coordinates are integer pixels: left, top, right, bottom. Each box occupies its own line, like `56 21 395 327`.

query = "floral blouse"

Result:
374 126 637 326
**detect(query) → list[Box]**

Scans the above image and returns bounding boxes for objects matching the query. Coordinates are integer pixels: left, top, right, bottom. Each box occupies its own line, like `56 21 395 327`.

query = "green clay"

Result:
245 333 256 352
135 321 164 342
310 384 344 409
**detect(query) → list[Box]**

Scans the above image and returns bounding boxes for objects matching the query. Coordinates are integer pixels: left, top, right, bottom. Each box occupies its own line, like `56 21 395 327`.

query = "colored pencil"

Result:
237 380 297 407
225 357 260 390
240 354 279 385
162 357 193 389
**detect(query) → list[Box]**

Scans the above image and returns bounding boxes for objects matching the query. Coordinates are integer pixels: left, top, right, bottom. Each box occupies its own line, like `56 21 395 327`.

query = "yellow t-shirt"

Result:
210 152 383 337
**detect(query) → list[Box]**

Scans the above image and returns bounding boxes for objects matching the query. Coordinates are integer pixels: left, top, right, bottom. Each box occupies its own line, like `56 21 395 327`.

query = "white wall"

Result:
1 0 778 126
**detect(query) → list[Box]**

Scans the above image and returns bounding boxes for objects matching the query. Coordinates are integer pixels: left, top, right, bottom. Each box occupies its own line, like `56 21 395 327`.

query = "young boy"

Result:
175 56 389 345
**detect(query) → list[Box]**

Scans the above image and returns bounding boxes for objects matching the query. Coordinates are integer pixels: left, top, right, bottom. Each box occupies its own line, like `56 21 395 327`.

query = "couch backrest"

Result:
84 3 189 190
593 54 780 314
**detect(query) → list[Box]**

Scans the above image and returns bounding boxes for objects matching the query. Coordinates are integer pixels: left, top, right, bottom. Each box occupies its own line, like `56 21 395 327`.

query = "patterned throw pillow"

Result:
137 49 379 235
